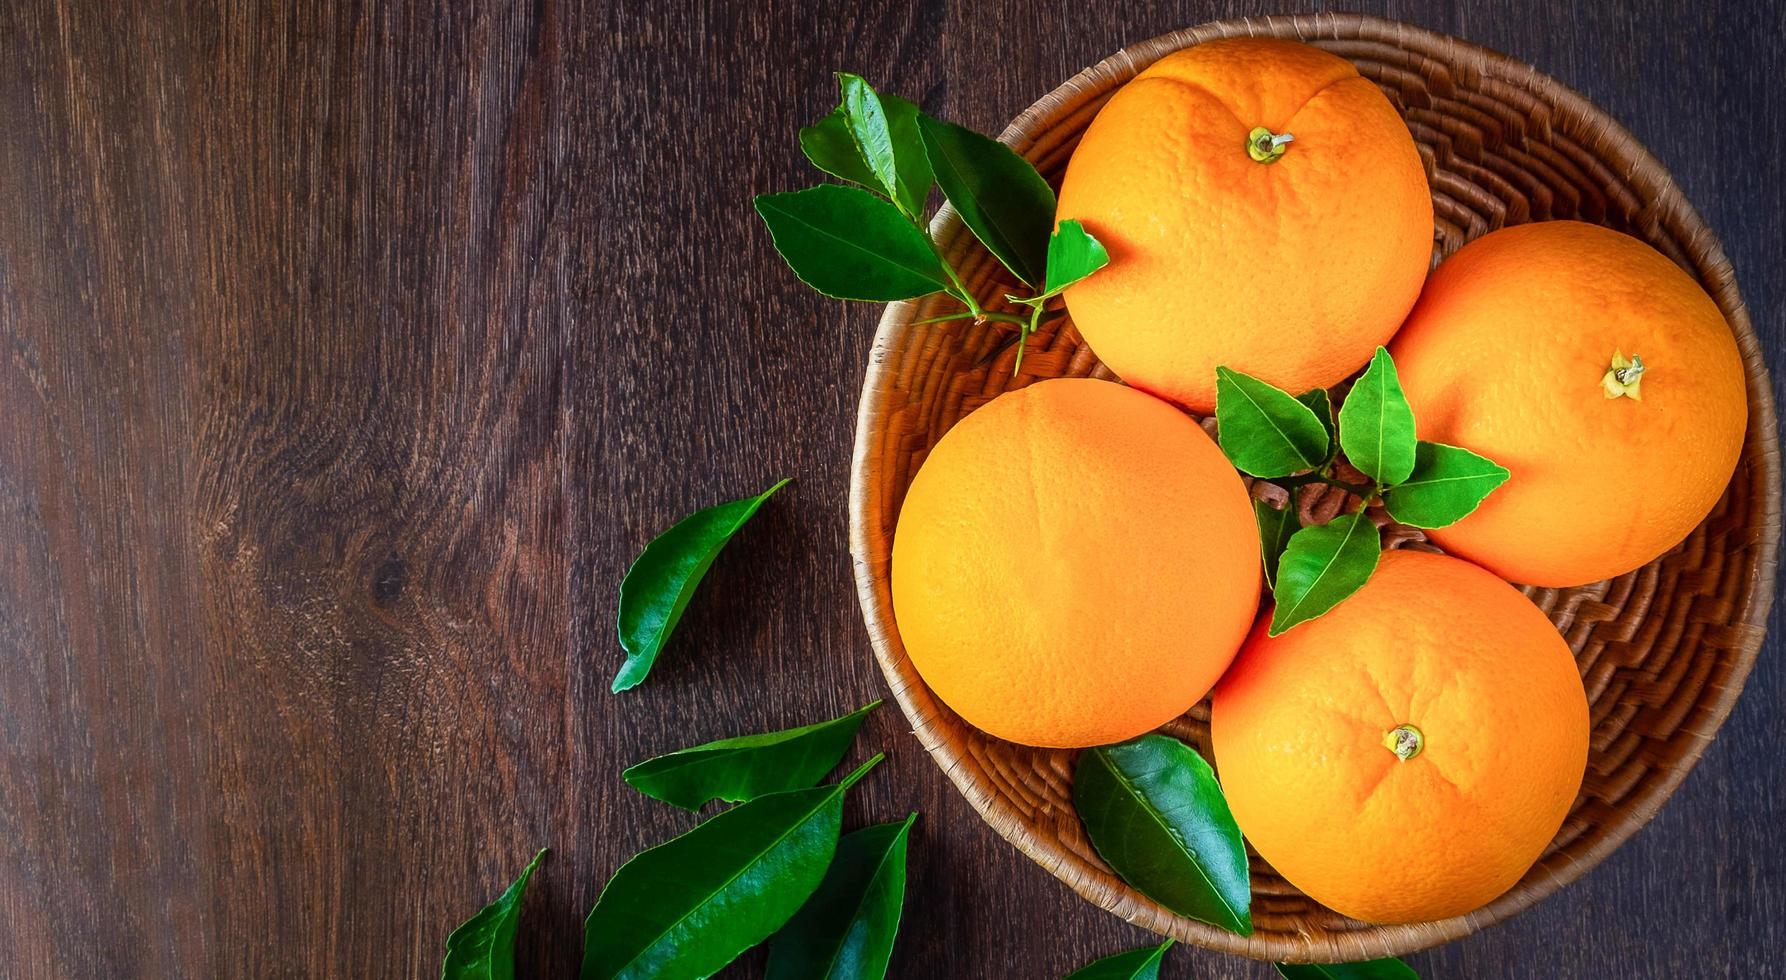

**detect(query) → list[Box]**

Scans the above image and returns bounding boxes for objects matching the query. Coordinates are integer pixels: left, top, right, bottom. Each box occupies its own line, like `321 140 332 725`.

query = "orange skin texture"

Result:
891 378 1260 748
1055 37 1432 413
1211 551 1589 925
1391 221 1747 587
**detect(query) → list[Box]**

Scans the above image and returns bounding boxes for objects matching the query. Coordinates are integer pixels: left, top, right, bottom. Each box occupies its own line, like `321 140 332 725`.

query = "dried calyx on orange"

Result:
754 73 1112 373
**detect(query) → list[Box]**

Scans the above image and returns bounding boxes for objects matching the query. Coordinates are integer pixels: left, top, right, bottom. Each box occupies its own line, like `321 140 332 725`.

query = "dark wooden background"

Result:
2 1 1780 977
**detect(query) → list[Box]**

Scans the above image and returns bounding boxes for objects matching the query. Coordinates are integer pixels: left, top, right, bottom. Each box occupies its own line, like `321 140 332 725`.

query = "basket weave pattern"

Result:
848 13 1780 963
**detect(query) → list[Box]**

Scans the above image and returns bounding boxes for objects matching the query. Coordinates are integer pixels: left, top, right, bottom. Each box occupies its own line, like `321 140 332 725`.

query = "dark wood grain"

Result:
0 1 1779 977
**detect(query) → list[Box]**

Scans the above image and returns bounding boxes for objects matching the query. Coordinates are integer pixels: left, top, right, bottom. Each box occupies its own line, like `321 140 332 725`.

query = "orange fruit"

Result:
891 378 1260 748
1390 221 1747 587
1055 37 1432 413
1211 550 1589 925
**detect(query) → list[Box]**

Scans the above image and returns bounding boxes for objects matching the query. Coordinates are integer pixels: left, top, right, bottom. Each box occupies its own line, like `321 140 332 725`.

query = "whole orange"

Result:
1390 221 1747 587
1211 550 1588 925
891 378 1260 748
1055 37 1432 413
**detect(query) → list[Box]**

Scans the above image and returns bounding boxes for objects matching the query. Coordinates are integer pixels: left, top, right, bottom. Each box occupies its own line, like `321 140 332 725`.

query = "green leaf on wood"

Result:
755 186 951 301
1062 941 1174 980
916 112 1054 288
1296 388 1336 460
1215 367 1332 478
799 106 880 189
1041 220 1110 297
1255 498 1301 589
1073 735 1251 936
1270 512 1380 636
581 756 882 980
1382 442 1511 529
624 701 881 811
835 78 932 217
1337 348 1417 486
614 479 789 692
1275 957 1421 980
839 74 899 198
765 814 917 980
441 848 546 980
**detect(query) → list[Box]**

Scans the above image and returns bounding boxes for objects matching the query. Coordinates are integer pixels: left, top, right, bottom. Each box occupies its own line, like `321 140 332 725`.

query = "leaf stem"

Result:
910 311 978 326
936 253 984 319
1011 299 1047 375
1007 292 1057 373
923 247 1064 372
914 308 1030 330
981 311 1030 327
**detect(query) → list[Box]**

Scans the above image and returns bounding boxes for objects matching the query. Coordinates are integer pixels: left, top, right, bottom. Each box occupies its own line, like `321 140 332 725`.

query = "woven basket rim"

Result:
848 11 1781 962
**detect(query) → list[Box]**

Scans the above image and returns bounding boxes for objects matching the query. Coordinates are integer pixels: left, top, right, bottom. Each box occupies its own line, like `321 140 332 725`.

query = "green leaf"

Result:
582 756 882 980
441 848 546 980
799 106 879 189
1062 941 1174 980
1296 388 1336 459
916 112 1054 288
1269 512 1381 636
840 74 899 197
1382 442 1512 529
1041 220 1110 297
1073 735 1251 936
1255 499 1301 589
834 77 931 217
765 814 916 980
624 701 881 811
1275 957 1421 980
755 186 952 301
1215 367 1332 478
614 479 789 692
1337 348 1417 485
832 75 928 215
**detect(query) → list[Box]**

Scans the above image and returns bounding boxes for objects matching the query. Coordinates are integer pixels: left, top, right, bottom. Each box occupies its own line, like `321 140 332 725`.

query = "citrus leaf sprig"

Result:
1216 347 1510 635
757 74 1109 372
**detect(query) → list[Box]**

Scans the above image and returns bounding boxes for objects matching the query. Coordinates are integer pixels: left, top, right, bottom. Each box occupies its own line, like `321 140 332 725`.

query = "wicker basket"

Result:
847 11 1780 964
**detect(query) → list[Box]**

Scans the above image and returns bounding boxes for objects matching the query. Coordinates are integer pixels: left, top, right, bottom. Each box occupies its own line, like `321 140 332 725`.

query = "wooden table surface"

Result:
2 1 1780 977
